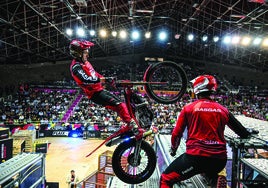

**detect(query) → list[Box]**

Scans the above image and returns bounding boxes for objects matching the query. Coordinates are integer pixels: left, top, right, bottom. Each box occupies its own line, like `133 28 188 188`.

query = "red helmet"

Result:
69 39 94 58
190 75 217 95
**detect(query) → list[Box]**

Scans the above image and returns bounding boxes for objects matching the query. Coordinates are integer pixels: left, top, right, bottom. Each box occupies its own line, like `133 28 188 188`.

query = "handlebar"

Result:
103 77 168 87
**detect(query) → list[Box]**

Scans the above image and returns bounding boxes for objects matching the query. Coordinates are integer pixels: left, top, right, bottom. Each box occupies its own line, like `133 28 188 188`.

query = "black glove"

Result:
105 77 116 88
246 128 259 135
169 147 177 157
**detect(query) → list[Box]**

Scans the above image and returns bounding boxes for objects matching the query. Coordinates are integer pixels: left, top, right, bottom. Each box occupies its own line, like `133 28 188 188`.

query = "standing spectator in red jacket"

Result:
160 75 251 188
69 39 139 134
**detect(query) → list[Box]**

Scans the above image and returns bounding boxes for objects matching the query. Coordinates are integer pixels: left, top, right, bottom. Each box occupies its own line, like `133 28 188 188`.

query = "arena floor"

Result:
44 137 116 188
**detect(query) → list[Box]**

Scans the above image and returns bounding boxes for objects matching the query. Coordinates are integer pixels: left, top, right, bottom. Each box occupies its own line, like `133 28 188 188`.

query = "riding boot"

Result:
106 103 132 123
106 103 140 135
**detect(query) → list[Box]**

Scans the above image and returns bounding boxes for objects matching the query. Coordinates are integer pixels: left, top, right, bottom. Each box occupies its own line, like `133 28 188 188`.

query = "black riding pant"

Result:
160 153 227 188
90 90 132 123
91 90 121 106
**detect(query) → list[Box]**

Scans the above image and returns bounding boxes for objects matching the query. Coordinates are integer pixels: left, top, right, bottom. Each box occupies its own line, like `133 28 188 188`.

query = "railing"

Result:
79 150 115 188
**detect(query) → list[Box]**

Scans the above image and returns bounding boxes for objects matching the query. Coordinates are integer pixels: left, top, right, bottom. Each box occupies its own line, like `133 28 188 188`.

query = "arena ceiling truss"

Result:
0 0 267 71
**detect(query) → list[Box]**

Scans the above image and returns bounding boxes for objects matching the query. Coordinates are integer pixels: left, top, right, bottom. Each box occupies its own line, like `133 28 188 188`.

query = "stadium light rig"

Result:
65 26 268 50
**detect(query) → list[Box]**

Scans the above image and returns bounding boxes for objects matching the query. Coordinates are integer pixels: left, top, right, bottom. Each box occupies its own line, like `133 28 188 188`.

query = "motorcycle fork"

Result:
132 139 142 165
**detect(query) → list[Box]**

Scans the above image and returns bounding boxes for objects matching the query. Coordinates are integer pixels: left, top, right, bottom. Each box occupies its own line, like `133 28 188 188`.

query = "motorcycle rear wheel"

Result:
144 61 188 104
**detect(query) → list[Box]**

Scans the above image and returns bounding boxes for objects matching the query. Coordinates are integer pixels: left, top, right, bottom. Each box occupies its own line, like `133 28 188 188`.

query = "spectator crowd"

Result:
0 62 267 134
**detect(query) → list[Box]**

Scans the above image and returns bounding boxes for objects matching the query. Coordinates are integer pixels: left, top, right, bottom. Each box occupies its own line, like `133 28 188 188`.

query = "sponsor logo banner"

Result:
45 131 70 137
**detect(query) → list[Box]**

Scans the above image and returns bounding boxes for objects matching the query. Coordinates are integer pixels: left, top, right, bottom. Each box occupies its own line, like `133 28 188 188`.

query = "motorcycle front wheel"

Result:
112 138 157 184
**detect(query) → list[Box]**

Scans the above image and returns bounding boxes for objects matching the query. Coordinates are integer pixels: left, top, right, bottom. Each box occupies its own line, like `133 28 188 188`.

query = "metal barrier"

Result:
0 153 45 188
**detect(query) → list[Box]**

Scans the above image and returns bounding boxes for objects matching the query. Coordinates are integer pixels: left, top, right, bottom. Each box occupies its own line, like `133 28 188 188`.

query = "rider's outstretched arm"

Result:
228 113 251 139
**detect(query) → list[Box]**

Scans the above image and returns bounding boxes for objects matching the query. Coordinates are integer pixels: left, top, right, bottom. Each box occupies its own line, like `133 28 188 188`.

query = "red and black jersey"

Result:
70 59 104 99
171 98 250 159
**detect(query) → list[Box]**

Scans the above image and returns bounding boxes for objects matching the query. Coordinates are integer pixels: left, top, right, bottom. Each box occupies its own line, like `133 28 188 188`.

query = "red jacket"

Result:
172 98 250 159
70 59 103 98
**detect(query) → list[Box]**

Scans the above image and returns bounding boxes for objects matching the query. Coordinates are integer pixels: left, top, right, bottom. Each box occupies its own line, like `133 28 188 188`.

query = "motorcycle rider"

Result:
160 75 251 188
69 39 140 135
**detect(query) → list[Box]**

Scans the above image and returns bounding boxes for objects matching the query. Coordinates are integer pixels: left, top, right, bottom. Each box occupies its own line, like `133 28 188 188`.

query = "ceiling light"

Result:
136 10 154 13
230 14 246 19
119 30 127 39
111 31 117 37
99 29 107 38
158 31 167 41
253 37 262 45
174 34 180 39
76 28 85 37
192 3 199 8
213 36 219 42
232 36 240 44
202 35 208 42
223 36 231 44
66 28 73 36
187 34 194 41
131 30 140 40
89 30 95 36
262 38 268 47
241 36 251 46
145 32 151 39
